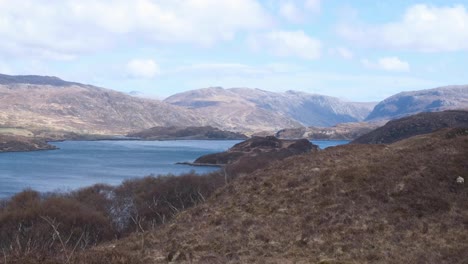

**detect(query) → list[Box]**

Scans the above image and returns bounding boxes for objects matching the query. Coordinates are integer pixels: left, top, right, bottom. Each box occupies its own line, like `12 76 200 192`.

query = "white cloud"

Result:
279 1 303 23
338 4 468 52
361 57 410 72
248 30 321 60
304 0 321 13
0 0 272 60
277 0 320 23
330 47 354 59
173 62 303 77
126 59 160 78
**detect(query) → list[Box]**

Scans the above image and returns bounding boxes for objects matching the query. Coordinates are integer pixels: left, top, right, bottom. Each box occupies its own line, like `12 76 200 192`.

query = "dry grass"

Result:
3 128 467 263
75 128 468 263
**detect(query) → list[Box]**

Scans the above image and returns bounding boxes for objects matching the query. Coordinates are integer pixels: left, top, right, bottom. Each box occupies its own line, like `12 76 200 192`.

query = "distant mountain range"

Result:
164 87 376 131
0 74 205 135
0 73 468 136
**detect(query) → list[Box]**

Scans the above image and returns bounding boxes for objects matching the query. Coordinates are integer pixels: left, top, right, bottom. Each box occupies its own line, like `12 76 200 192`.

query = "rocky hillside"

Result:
276 121 385 140
194 136 316 165
75 127 468 263
366 85 468 121
127 126 248 140
353 110 468 144
0 74 205 135
0 134 56 152
164 87 376 131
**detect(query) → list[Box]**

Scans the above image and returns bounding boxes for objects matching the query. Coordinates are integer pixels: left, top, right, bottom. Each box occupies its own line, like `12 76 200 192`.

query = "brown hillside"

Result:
353 110 468 144
77 128 468 263
193 137 317 176
0 77 205 135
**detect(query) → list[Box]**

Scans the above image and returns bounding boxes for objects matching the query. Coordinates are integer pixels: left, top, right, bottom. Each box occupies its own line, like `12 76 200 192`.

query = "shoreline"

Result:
175 161 224 168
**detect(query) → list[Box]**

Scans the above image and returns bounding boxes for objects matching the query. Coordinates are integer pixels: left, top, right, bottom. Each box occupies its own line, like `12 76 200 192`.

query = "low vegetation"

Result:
2 128 467 263
0 171 228 263
77 128 467 263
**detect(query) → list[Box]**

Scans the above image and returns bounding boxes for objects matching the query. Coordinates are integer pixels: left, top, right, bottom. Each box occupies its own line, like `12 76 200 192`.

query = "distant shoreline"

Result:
175 161 224 168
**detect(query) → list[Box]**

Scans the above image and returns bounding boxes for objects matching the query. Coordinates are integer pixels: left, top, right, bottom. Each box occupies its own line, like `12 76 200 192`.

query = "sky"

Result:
0 0 467 102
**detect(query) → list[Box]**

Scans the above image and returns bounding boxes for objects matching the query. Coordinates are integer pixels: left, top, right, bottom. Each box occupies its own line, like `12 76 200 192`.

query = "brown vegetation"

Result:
74 128 467 263
0 172 228 263
2 129 468 263
194 136 318 176
353 110 468 144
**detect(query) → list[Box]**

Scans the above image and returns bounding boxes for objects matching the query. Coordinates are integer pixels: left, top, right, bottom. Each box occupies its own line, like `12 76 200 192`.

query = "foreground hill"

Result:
77 128 467 263
0 74 205 135
127 126 248 140
353 110 468 144
366 85 468 121
164 87 376 131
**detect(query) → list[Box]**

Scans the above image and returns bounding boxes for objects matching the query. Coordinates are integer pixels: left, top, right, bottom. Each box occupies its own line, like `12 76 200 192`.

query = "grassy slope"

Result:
75 128 468 264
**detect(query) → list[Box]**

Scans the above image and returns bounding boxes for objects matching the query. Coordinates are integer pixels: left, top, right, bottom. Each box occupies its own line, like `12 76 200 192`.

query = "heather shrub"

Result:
0 171 227 262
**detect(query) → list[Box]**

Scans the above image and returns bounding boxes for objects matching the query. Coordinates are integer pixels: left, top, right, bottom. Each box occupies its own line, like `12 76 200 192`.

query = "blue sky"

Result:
0 0 467 102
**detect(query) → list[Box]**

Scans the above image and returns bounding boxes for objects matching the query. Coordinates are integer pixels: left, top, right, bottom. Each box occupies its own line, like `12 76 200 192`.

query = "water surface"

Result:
0 140 347 198
0 140 240 198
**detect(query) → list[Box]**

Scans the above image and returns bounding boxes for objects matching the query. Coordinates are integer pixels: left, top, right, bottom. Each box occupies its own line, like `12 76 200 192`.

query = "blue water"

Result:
312 140 350 149
0 140 347 198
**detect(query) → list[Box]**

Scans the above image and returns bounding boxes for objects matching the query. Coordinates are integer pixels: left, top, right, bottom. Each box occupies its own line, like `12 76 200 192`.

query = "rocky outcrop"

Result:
127 126 248 140
353 110 468 144
0 135 56 152
192 136 318 175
